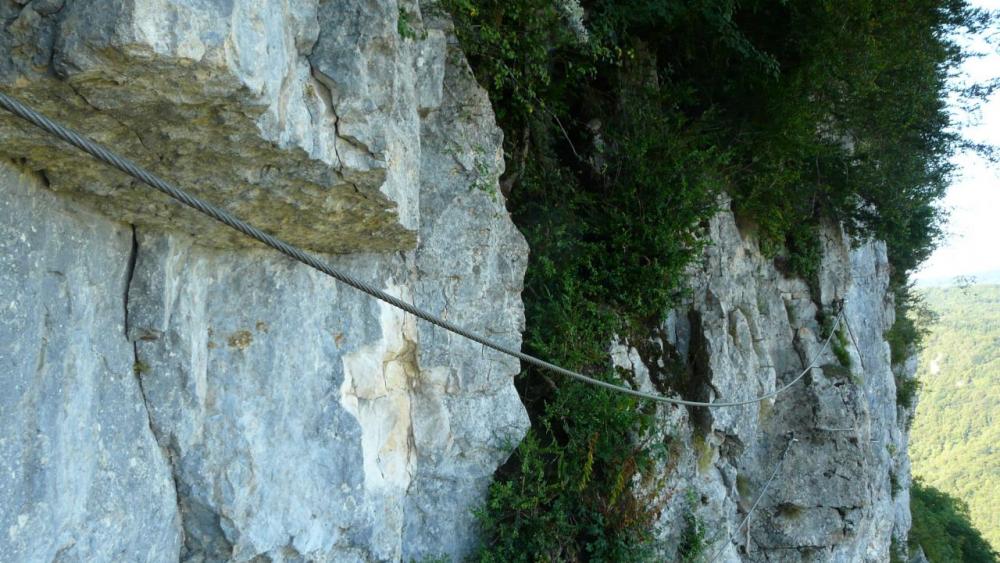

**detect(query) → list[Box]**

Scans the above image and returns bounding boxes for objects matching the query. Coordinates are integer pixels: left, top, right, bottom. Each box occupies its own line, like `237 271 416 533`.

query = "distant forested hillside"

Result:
911 284 1000 553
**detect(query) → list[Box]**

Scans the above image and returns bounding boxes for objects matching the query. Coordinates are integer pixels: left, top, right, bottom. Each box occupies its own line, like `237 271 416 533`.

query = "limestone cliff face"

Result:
1 2 915 562
614 205 916 562
1 2 527 561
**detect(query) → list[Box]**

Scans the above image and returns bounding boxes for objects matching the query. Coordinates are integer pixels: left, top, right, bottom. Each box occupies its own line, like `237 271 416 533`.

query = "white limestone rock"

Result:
0 0 417 253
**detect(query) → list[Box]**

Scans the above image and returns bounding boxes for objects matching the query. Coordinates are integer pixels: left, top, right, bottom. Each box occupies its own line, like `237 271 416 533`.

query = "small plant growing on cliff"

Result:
678 491 708 562
469 146 498 200
776 502 804 520
831 324 853 369
889 471 902 498
397 8 426 41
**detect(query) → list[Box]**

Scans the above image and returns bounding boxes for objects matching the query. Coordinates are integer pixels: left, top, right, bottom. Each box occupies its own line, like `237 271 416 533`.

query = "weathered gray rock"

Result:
2 1 920 561
124 34 526 560
909 545 931 563
128 234 412 561
891 353 920 551
0 0 414 253
616 204 914 562
403 30 530 559
2 1 528 561
0 161 182 562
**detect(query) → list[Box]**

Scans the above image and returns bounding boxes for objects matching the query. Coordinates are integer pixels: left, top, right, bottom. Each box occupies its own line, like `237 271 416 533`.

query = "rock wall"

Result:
0 160 182 562
613 205 916 562
1 1 916 562
1 1 528 561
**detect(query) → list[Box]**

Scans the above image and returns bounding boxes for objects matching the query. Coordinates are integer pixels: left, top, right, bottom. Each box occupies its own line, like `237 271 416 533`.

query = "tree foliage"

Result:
435 0 994 558
911 284 1000 555
910 479 998 562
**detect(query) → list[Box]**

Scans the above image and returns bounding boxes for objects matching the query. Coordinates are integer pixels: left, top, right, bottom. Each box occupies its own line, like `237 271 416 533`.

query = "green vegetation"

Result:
433 0 992 558
888 287 938 366
911 284 1000 554
677 492 708 562
398 8 426 41
832 324 853 369
891 536 908 563
888 287 936 414
896 376 922 412
909 479 998 562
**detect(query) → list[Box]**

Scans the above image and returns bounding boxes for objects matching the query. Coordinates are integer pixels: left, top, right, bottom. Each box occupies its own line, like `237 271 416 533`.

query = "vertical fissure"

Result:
124 224 139 335
123 225 186 550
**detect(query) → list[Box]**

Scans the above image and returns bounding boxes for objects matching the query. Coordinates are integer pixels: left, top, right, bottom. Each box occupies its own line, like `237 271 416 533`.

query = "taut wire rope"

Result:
708 433 797 562
0 91 841 408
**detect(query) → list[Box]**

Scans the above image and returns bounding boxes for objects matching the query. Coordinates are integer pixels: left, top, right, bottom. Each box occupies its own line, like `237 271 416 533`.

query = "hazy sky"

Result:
914 0 1000 281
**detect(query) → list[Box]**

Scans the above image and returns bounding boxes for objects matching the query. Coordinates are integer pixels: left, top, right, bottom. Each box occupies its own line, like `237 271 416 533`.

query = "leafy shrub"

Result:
473 119 718 557
832 325 853 369
783 226 824 287
887 286 937 366
677 492 708 562
438 0 991 559
712 1 990 284
473 385 667 561
887 285 936 411
896 377 922 411
433 0 607 130
397 8 425 40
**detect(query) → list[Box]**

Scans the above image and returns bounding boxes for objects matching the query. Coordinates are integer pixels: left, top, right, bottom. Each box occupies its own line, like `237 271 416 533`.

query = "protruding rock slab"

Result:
0 0 416 254
1 2 531 560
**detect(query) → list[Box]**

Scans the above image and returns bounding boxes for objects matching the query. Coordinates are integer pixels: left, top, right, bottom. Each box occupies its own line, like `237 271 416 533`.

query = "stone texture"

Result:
614 204 915 562
0 161 182 562
403 29 530 560
2 1 529 561
1 1 920 561
127 234 408 561
123 6 527 562
0 0 415 253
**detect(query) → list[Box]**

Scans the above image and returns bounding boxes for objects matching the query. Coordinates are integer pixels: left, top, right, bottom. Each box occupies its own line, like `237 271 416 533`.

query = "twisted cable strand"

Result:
708 434 797 562
0 91 839 408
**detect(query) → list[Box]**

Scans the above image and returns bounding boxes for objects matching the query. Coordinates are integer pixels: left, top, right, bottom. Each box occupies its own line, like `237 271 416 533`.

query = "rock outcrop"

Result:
1 1 527 561
1 2 916 562
613 205 916 562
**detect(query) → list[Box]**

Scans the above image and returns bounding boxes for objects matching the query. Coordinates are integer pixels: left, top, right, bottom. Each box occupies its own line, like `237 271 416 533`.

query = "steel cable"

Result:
708 433 797 562
1 91 841 408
